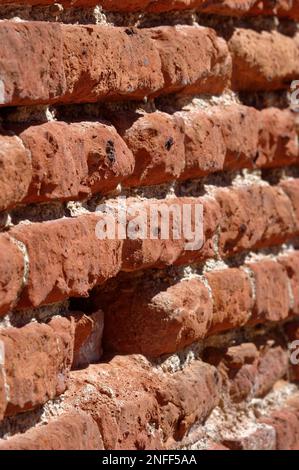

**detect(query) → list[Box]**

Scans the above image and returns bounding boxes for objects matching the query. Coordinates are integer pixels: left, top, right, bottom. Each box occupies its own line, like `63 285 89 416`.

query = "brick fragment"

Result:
248 260 290 323
0 135 32 211
145 25 231 96
0 234 24 317
229 29 299 91
0 410 103 450
0 317 73 419
101 277 212 357
206 268 253 334
10 215 122 308
0 21 65 106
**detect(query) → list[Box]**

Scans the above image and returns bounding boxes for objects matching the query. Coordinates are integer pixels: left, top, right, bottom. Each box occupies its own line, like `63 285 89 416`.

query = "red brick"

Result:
0 21 65 107
20 121 134 203
229 346 288 402
62 25 163 104
0 135 32 211
278 252 299 314
0 317 73 419
110 110 185 187
145 26 231 96
122 196 218 271
10 215 122 308
65 356 220 449
0 234 24 317
100 277 212 357
248 260 290 323
280 179 299 233
178 109 226 179
210 104 260 171
216 185 296 256
256 109 298 169
0 410 103 450
158 361 221 441
206 268 253 334
259 408 299 450
229 29 299 91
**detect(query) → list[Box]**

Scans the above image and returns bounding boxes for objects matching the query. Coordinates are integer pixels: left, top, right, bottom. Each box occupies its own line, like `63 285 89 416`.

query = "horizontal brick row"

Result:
98 252 299 357
1 22 299 108
204 342 289 404
0 1 298 20
63 356 221 449
0 341 292 450
0 311 104 420
0 410 103 450
0 179 298 315
0 22 230 108
1 105 297 211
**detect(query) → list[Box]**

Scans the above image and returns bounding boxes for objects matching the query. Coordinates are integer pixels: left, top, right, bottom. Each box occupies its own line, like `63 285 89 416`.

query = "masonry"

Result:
0 0 299 451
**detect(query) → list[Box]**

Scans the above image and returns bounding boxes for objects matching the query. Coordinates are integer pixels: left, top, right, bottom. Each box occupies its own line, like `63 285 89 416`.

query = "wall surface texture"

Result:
0 0 299 451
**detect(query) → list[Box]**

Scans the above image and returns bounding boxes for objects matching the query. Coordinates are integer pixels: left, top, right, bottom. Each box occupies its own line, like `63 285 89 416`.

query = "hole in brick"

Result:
106 140 116 164
165 137 174 151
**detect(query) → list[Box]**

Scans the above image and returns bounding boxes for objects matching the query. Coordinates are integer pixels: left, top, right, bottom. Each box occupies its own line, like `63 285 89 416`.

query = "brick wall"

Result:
0 0 299 451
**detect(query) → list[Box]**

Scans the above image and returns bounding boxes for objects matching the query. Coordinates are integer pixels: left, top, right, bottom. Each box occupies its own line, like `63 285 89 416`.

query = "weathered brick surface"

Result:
179 109 226 179
216 185 296 256
146 26 231 96
0 410 104 450
0 21 65 106
0 135 32 212
20 121 134 202
206 268 253 334
280 179 299 232
247 260 290 324
256 109 298 169
0 234 24 317
10 215 122 308
0 317 73 419
101 277 212 357
278 252 299 314
62 25 163 104
64 356 220 449
110 110 186 187
205 343 289 403
229 29 299 91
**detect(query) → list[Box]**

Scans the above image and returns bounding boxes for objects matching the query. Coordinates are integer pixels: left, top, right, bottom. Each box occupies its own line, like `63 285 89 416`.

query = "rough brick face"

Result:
0 135 32 211
0 21 65 106
0 234 24 316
